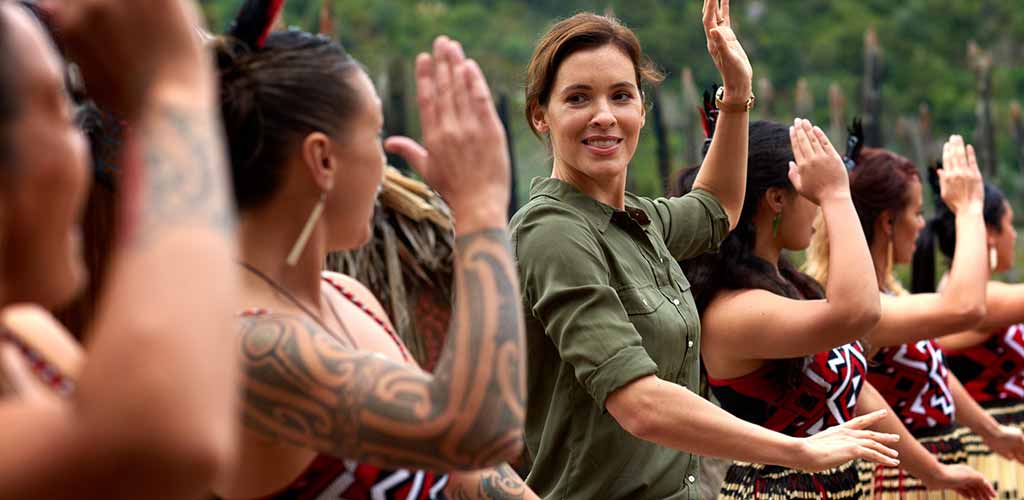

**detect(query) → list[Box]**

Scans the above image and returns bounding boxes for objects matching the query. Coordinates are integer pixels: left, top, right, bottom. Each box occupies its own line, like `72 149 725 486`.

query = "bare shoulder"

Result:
321 272 389 315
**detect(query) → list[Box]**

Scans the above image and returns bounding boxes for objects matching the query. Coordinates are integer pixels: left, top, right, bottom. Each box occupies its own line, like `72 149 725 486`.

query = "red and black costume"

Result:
862 340 969 497
710 342 868 499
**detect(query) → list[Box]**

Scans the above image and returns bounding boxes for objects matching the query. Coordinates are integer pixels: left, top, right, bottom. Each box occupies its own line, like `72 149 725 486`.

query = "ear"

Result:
764 186 787 214
301 132 337 193
879 210 894 237
531 104 550 135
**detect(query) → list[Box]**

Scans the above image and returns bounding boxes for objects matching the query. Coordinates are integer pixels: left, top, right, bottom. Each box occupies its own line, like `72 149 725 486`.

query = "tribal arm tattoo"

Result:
127 101 236 245
445 464 531 500
240 228 526 471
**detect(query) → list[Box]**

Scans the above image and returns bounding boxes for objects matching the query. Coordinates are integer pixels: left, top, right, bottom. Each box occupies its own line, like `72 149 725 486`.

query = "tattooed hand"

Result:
240 229 526 470
446 464 537 500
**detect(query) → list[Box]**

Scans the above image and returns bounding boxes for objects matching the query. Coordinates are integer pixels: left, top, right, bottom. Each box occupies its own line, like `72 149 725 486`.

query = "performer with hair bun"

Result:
207 1 535 499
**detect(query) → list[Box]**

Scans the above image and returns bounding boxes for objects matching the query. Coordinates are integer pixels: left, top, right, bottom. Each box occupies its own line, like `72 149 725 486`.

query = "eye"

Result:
566 94 587 105
613 91 634 102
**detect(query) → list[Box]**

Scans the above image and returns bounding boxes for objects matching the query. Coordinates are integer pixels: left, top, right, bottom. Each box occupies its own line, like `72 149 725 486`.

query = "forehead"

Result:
349 69 381 122
905 177 922 206
2 4 65 103
553 44 636 91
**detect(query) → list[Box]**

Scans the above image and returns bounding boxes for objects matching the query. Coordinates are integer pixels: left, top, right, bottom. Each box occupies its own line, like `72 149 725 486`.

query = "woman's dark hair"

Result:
911 168 1006 293
215 28 364 210
678 120 824 387
848 148 921 247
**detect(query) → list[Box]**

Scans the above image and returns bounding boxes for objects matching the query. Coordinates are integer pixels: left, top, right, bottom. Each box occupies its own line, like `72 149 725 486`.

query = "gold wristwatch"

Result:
716 86 755 113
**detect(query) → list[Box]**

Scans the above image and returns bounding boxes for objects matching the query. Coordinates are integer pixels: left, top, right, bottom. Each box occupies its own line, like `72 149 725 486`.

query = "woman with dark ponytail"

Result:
680 119 993 499
208 1 536 499
913 171 1024 492
805 131 1019 498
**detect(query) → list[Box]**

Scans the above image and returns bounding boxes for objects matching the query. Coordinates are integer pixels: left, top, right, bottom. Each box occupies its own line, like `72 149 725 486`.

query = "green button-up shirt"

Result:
510 177 729 500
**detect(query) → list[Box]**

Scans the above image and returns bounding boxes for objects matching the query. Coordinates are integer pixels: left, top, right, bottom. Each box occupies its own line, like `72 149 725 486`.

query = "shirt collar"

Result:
528 177 651 233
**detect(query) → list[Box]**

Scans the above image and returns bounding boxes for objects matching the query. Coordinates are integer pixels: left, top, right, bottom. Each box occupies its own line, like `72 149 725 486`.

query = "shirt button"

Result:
672 299 680 306
688 340 694 347
687 475 696 483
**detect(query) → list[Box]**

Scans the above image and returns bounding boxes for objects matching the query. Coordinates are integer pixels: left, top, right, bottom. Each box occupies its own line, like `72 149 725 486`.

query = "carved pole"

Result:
497 93 518 215
680 67 702 165
969 41 997 177
318 0 333 37
1012 101 1024 174
862 27 884 147
794 78 813 118
651 86 672 195
828 82 846 144
756 76 774 121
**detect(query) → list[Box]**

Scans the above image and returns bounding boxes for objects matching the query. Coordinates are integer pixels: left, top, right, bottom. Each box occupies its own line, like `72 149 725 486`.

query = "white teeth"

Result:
586 139 618 148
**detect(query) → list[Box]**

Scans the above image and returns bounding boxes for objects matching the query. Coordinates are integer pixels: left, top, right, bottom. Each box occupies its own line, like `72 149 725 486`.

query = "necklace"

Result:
239 261 359 349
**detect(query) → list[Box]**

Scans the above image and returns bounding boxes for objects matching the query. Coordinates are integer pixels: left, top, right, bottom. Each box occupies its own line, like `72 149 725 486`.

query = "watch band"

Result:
716 86 755 113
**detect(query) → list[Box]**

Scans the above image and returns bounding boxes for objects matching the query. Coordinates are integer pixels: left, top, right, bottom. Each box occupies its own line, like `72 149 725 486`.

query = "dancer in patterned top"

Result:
805 130 1018 498
680 119 990 499
208 1 534 499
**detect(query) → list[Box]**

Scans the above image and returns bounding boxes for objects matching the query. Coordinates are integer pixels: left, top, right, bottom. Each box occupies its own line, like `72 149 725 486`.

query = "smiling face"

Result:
531 44 645 190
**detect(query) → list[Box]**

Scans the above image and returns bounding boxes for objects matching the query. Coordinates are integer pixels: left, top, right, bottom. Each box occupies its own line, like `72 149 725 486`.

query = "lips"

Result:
582 136 623 156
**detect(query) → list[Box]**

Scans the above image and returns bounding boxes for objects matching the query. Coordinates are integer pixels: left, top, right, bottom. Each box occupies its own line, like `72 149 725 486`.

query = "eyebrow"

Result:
559 81 636 95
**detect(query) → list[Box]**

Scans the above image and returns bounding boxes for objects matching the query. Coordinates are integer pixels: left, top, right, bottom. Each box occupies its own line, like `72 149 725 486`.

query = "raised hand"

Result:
939 135 985 215
923 463 995 499
40 0 213 119
788 118 851 205
792 409 900 472
702 0 752 101
384 37 511 233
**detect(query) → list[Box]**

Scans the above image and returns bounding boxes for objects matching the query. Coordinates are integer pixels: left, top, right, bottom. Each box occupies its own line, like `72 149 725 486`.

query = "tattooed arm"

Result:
241 227 524 470
445 464 539 500
0 1 240 499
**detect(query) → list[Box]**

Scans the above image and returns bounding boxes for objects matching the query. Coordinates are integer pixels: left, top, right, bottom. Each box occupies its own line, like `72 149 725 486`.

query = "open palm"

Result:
702 0 752 96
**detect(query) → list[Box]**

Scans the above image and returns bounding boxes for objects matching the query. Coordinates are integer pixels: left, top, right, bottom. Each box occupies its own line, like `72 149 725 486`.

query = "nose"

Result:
589 98 616 129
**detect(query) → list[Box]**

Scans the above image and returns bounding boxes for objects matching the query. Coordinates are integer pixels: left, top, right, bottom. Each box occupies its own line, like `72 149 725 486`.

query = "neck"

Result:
551 159 626 209
239 202 327 307
752 218 783 272
869 237 890 292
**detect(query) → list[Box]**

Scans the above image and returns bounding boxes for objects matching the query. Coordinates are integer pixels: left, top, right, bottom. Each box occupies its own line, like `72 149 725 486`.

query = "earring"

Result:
990 247 998 272
771 212 782 238
286 192 327 266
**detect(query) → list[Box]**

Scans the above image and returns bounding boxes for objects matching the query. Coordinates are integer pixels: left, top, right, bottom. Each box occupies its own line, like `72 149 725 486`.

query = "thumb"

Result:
384 136 430 178
841 409 889 430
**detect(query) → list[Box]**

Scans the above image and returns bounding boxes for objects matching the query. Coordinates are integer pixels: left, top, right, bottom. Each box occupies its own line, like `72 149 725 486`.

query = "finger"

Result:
790 124 807 164
841 409 890 430
787 161 799 186
857 446 900 467
812 126 839 157
852 429 901 446
447 40 470 120
383 137 430 177
432 37 458 131
464 59 500 130
413 53 438 135
803 120 826 156
702 0 718 33
951 135 967 171
721 0 730 24
793 120 817 161
856 437 900 459
966 144 980 173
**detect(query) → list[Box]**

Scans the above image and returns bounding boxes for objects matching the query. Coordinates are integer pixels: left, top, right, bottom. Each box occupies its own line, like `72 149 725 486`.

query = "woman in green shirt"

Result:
510 2 901 499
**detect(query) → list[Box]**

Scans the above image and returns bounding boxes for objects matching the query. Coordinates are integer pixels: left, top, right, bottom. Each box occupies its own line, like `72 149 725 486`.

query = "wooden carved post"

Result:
795 78 813 118
1012 101 1024 174
384 58 409 171
651 87 672 195
828 82 846 144
681 67 702 166
917 103 933 169
497 93 518 215
969 41 997 177
318 0 333 37
757 76 774 121
862 27 884 147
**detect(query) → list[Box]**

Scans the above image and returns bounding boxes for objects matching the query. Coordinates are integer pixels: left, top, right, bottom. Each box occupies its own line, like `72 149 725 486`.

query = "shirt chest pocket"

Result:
616 285 679 378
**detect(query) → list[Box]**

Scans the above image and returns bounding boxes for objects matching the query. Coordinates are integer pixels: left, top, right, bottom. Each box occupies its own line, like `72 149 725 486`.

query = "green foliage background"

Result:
200 0 1024 280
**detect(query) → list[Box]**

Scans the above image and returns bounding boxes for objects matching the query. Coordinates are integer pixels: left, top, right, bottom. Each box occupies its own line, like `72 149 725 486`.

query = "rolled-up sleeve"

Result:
649 188 730 260
514 203 658 409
